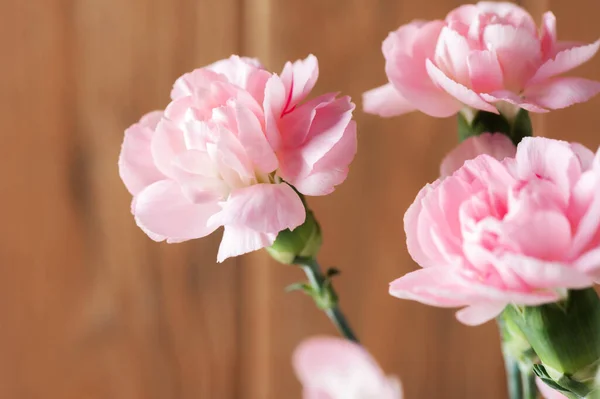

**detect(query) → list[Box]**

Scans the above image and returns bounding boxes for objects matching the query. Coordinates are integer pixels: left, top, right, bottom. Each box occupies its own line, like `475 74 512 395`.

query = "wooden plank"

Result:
0 1 90 397
71 0 243 397
544 0 600 146
237 0 275 397
0 0 242 398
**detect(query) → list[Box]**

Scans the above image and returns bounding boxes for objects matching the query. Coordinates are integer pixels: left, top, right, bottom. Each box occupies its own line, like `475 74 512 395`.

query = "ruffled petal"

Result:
455 302 506 326
119 111 166 195
482 24 542 91
529 40 600 85
389 267 474 308
467 50 504 93
280 54 319 111
523 77 600 110
208 183 305 234
426 60 498 113
362 84 417 117
384 21 463 117
233 103 279 174
540 12 557 58
207 55 271 104
216 225 275 262
291 120 357 196
133 180 220 243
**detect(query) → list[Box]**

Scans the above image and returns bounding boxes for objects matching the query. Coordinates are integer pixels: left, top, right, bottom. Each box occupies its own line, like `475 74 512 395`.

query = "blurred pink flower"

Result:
293 336 402 399
119 55 356 262
440 133 516 177
391 137 600 325
363 2 600 117
536 378 568 399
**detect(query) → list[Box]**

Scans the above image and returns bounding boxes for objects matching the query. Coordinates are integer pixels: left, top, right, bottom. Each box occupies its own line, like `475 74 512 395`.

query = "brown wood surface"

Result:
0 0 597 398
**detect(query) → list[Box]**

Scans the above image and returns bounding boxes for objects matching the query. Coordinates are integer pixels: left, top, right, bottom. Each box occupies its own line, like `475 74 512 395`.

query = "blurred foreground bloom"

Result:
293 336 402 399
363 1 600 118
391 137 600 325
119 55 356 262
536 378 568 399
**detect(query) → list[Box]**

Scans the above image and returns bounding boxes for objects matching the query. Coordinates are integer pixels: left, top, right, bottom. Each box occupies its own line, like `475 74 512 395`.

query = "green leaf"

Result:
285 282 312 294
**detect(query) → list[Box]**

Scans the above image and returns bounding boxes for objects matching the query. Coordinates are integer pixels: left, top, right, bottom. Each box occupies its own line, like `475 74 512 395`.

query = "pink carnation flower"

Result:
119 55 356 262
364 1 600 117
293 336 402 399
391 137 600 325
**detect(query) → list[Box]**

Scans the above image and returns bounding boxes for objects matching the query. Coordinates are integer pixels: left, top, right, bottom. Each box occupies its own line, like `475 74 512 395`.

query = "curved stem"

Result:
296 258 359 342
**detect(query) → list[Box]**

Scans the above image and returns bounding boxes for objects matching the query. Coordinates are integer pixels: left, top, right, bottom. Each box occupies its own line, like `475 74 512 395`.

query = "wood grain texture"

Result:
1 0 599 398
1 0 241 398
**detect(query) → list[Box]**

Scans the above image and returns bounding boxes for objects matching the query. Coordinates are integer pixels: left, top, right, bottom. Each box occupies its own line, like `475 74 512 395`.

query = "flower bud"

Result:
266 209 322 264
503 288 600 397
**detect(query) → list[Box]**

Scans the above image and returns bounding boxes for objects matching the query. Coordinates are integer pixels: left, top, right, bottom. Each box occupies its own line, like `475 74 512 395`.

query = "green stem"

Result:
324 307 358 343
498 313 539 399
296 258 358 342
503 352 523 399
520 365 537 399
501 351 538 399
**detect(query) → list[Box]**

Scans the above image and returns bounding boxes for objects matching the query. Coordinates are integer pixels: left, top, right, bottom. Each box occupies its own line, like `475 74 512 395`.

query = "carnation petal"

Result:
384 22 463 118
280 54 319 111
289 121 357 196
263 75 286 150
207 55 271 103
293 337 400 399
362 84 417 117
119 111 166 195
455 302 506 326
389 267 473 308
440 133 516 177
482 24 541 91
151 118 189 179
208 183 305 234
467 50 504 94
515 137 582 193
296 96 355 169
425 59 498 113
234 103 279 174
133 180 220 242
524 77 600 110
529 40 600 85
216 225 275 262
475 2 537 33
540 12 557 58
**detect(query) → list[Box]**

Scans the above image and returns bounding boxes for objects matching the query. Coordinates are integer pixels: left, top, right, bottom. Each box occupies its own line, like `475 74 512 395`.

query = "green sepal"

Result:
457 108 532 145
503 289 600 376
266 208 322 264
534 364 592 399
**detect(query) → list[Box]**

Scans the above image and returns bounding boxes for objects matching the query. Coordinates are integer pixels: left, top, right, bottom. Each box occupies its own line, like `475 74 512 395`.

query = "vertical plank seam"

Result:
238 0 274 396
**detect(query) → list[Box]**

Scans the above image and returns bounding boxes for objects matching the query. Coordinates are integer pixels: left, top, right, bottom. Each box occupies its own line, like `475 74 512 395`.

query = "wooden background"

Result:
1 0 599 397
